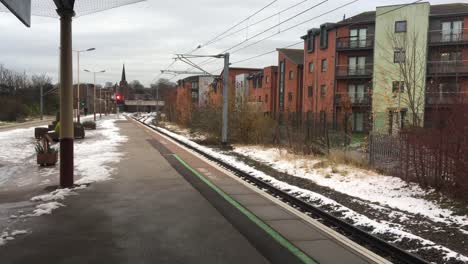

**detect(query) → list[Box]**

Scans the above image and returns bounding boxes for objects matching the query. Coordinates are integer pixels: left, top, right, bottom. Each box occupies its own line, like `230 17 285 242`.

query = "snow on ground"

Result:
0 229 28 246
147 121 468 263
0 115 128 246
233 146 468 229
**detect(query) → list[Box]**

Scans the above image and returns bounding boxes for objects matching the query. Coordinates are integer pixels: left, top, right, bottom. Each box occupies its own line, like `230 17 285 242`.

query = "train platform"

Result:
0 118 389 264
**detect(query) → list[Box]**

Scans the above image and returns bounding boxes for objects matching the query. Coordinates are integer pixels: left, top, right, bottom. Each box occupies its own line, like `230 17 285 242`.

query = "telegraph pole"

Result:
40 85 43 120
222 53 230 145
84 69 105 121
94 73 97 121
75 48 95 123
173 52 228 144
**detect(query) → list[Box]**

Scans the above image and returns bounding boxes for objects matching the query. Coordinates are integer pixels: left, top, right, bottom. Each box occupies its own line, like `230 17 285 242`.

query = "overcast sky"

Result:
0 0 459 86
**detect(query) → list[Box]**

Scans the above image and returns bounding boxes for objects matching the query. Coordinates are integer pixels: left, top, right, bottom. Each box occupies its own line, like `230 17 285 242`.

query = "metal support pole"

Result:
40 85 43 120
57 8 75 188
221 53 230 145
99 86 102 119
93 73 96 121
76 51 80 123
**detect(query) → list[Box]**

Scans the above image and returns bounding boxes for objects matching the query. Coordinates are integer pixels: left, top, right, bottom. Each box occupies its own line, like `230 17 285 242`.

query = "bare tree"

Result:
376 27 426 132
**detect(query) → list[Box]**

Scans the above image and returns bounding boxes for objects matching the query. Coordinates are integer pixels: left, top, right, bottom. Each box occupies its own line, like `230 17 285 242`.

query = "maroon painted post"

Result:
57 7 75 188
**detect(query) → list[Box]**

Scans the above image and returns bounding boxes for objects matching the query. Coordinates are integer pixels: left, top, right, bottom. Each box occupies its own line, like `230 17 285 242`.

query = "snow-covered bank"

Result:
234 146 468 229
145 118 467 263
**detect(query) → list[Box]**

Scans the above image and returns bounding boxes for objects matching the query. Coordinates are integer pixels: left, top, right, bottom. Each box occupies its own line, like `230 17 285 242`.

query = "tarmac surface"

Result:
0 119 270 264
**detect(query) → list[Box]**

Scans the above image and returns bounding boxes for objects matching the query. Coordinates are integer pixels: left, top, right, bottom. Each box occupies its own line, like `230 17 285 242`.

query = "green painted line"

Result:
173 154 318 264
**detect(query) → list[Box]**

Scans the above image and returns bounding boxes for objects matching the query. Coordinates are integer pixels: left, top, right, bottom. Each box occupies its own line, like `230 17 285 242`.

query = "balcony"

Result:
428 29 468 46
427 60 468 77
335 93 371 107
335 64 373 79
426 91 468 105
336 35 374 51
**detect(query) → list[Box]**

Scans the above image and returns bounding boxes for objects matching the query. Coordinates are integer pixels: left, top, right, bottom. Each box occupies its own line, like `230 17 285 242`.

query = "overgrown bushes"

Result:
174 102 276 145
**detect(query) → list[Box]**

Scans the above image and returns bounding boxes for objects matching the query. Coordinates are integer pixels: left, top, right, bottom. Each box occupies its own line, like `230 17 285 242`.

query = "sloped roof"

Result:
335 11 376 26
277 48 304 65
430 3 468 16
333 3 468 27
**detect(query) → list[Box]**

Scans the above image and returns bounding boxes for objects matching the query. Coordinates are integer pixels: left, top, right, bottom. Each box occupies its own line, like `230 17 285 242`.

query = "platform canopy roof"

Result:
0 0 144 27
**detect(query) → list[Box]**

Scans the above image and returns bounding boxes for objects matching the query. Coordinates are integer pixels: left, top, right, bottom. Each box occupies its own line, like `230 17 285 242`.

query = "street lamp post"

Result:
74 48 95 123
84 69 105 121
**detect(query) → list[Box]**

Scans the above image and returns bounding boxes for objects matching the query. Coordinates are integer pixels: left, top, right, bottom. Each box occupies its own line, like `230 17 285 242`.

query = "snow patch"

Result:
28 202 65 217
31 188 77 202
233 145 468 228
0 230 29 246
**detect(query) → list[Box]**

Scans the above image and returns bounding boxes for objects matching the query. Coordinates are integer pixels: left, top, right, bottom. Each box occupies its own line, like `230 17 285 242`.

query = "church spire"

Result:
121 64 126 82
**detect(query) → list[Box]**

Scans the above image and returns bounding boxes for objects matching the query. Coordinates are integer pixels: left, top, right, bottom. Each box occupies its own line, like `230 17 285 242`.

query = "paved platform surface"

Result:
0 120 269 264
136 119 389 264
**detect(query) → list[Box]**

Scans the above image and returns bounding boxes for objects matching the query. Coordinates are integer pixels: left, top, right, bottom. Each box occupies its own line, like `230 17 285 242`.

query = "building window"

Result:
321 59 327 72
353 112 364 132
394 49 406 63
320 85 326 97
265 94 268 103
279 61 285 111
288 92 293 101
191 81 199 89
308 62 314 73
440 51 462 61
320 111 326 124
307 31 315 52
258 96 262 102
308 86 313 97
266 76 269 83
395 20 407 33
320 24 328 49
392 81 405 93
441 20 463 42
349 28 368 48
289 70 294 80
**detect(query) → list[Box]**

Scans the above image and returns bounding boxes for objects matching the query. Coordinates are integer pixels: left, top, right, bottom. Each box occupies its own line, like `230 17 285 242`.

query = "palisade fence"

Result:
266 112 366 155
169 102 467 195
369 125 468 195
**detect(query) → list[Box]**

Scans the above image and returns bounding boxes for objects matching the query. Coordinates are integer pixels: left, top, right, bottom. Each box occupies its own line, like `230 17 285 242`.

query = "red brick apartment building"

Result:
424 4 468 127
302 23 337 125
300 3 468 133
276 49 304 114
210 67 261 107
333 12 375 133
247 66 278 113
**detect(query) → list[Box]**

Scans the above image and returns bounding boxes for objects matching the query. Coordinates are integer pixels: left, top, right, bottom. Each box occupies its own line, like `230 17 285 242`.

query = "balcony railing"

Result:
336 35 374 50
427 60 468 75
335 64 373 78
335 93 371 106
428 29 468 45
426 91 468 105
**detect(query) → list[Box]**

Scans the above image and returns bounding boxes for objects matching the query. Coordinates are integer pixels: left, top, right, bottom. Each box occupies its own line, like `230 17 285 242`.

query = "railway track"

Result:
133 116 429 264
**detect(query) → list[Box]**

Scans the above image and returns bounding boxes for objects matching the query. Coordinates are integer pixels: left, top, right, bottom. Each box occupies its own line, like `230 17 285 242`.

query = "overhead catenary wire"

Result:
170 0 426 80
210 0 426 71
156 0 278 81
228 0 359 55
198 0 279 49
192 0 330 70
200 0 312 49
